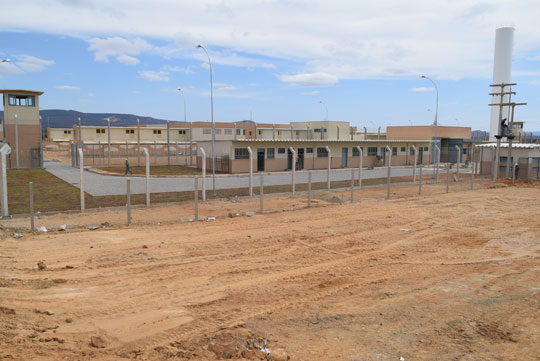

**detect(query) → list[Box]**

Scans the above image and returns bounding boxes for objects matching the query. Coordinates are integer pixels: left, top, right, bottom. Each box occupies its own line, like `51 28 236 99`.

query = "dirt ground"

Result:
1 180 539 361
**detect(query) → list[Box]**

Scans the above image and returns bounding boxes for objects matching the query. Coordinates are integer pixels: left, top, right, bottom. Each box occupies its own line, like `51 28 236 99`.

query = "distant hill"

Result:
0 109 174 128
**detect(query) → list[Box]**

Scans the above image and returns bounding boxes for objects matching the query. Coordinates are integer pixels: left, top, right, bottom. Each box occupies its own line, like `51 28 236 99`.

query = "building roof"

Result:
232 139 431 143
0 89 44 96
475 143 539 149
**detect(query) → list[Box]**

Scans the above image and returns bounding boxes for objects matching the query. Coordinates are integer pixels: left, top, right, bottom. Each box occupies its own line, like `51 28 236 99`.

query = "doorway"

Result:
257 148 265 171
287 148 293 170
341 147 348 168
297 148 305 169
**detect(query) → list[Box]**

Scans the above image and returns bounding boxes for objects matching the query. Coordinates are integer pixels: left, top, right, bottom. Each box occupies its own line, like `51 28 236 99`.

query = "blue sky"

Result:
1 0 539 132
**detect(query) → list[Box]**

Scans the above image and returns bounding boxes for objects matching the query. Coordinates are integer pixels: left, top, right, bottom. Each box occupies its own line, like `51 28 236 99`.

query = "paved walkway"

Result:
45 160 447 196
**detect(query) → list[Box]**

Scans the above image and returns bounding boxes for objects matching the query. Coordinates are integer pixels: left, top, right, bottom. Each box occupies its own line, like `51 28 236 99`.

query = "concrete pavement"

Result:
45 159 446 196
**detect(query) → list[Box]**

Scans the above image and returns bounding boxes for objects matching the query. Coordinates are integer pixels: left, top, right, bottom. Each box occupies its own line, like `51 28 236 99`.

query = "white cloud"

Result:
138 70 169 82
88 92 95 97
56 85 80 90
163 65 195 74
17 55 54 72
302 90 320 96
0 61 22 75
132 90 141 94
88 37 151 64
278 72 339 87
527 54 540 61
410 87 435 92
2 1 540 80
116 54 139 65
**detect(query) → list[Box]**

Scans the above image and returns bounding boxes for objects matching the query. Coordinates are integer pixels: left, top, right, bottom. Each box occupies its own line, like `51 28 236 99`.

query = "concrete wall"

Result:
386 125 471 140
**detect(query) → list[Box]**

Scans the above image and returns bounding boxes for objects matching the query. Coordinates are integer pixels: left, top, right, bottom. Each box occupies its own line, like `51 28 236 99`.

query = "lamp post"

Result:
197 44 216 196
177 88 187 122
319 100 328 121
420 75 439 164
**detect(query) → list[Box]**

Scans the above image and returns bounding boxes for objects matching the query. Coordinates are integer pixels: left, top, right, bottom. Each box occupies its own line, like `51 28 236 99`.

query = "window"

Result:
314 128 322 133
424 146 428 151
203 128 212 135
317 147 328 158
96 128 105 134
306 147 313 154
462 148 467 154
392 147 398 156
153 129 162 135
224 129 232 135
215 128 222 134
352 147 362 156
410 147 415 155
267 148 275 159
367 147 378 156
236 129 241 135
234 148 250 160
249 131 252 136
63 130 72 135
278 148 285 154
8 94 35 107
125 129 135 134
401 147 406 152
178 130 186 135
323 128 327 133
258 130 262 135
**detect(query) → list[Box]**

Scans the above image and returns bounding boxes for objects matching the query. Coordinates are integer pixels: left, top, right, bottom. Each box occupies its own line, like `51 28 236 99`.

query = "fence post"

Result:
153 141 157 166
137 118 141 167
29 182 34 232
512 162 516 185
78 148 85 213
289 147 296 194
92 144 95 165
247 147 253 197
386 145 391 200
126 178 131 225
308 170 312 208
0 145 10 218
142 148 150 207
259 174 264 214
411 145 417 184
200 147 207 201
125 140 128 159
194 177 199 221
175 141 179 165
356 146 363 189
446 164 450 193
351 168 354 203
167 120 171 166
418 164 423 196
107 119 111 167
471 145 475 190
455 145 461 181
434 144 440 183
325 146 331 191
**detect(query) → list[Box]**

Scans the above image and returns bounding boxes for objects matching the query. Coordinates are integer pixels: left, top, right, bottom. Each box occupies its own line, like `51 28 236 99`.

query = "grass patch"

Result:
7 169 425 215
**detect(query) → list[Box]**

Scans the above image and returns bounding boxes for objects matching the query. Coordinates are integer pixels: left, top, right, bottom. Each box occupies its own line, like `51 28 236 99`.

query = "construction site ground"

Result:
1 179 539 361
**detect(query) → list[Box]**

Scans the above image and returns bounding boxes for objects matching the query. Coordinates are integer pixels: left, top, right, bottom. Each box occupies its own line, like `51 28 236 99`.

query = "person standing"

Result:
125 158 133 175
514 163 519 180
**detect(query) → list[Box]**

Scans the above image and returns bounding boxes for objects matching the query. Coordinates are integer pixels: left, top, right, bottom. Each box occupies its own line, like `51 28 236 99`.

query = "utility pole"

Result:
489 83 526 181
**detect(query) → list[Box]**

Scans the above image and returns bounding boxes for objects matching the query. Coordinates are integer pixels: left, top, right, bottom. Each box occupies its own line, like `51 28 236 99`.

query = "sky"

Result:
0 0 539 132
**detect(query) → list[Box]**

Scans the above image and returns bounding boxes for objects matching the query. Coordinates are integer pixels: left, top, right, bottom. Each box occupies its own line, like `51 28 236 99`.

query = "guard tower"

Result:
0 89 44 168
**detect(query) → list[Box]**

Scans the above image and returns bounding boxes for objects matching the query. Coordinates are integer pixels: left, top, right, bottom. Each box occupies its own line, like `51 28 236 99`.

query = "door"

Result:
341 147 348 168
381 147 386 165
418 147 424 164
257 148 265 171
287 149 293 170
297 148 305 169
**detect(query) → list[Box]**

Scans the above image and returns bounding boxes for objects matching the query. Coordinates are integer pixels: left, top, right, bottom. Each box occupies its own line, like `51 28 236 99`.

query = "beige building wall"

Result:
291 121 350 140
387 125 471 140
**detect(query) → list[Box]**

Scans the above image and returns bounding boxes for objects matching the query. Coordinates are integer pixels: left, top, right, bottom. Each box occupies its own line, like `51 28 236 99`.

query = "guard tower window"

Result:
125 129 135 134
64 130 72 134
178 130 186 135
8 94 35 107
153 129 162 135
96 128 105 134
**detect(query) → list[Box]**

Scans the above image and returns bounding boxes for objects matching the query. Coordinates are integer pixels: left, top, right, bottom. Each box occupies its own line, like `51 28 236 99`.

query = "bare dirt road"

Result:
1 180 539 361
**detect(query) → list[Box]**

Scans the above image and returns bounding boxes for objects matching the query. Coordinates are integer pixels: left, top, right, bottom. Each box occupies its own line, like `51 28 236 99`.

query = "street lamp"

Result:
420 75 439 164
177 88 187 122
319 100 328 121
197 44 216 196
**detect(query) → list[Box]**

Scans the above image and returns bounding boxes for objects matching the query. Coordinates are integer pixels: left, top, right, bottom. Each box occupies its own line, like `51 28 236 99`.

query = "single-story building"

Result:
477 143 540 180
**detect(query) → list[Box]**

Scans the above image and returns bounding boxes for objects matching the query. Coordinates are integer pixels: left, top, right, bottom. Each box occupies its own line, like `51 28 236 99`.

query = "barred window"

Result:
367 147 378 156
153 129 162 135
353 147 362 156
317 147 328 158
234 148 250 160
278 148 285 154
224 129 232 135
267 148 275 159
306 147 313 154
392 147 398 156
203 128 212 135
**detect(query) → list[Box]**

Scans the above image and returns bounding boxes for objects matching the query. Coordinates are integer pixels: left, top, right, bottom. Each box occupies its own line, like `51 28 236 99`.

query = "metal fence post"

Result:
471 145 475 190
418 164 423 196
259 174 264 214
247 147 253 197
357 146 363 189
126 178 131 225
325 146 331 190
78 148 85 213
153 141 157 166
107 119 111 167
446 164 450 193
29 182 34 232
175 141 179 165
289 147 296 194
434 144 440 183
194 177 199 221
167 120 171 166
0 146 10 218
200 147 207 201
142 148 150 207
411 145 417 184
308 170 312 208
386 145 391 200
455 145 461 181
351 168 354 203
